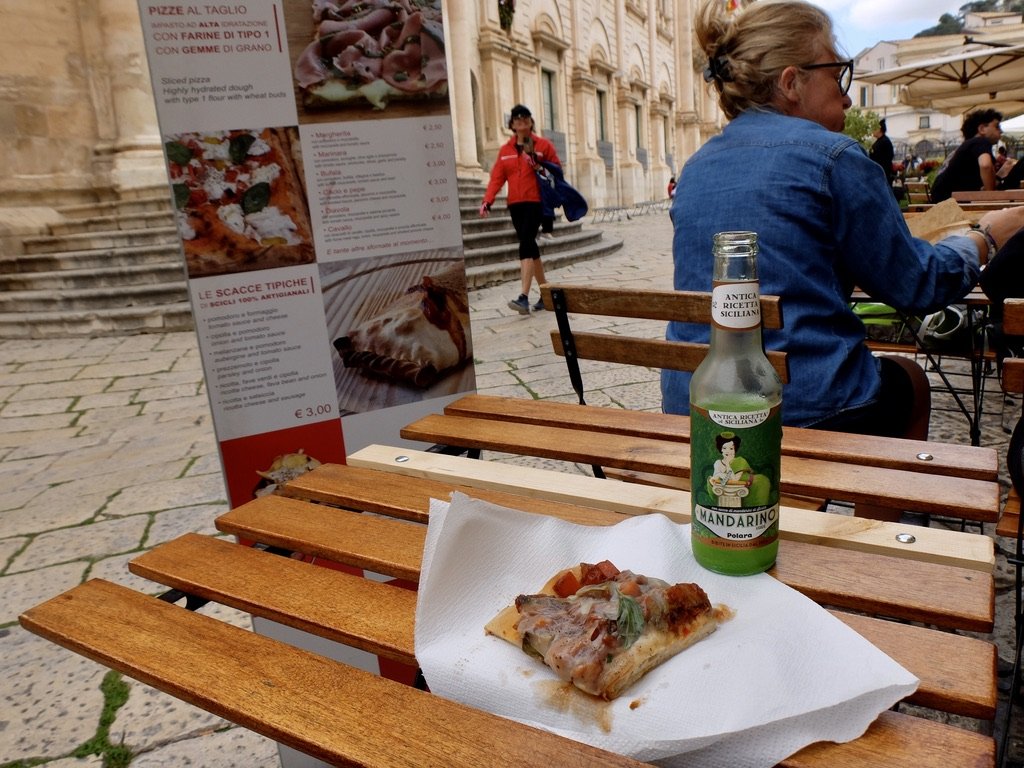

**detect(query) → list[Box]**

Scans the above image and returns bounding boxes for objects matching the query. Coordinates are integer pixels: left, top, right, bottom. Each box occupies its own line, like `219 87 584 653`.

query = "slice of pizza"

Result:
333 265 472 388
294 0 447 110
485 560 731 700
165 127 314 278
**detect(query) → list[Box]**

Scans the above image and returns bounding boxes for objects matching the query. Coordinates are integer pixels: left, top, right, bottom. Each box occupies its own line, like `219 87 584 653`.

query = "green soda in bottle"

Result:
689 231 782 575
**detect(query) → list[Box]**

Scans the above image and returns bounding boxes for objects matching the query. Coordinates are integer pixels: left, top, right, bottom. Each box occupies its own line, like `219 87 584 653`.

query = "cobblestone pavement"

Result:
2 210 1021 766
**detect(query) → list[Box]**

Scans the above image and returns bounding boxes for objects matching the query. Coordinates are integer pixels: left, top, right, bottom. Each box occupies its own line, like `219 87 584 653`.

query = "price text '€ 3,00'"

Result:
295 403 334 420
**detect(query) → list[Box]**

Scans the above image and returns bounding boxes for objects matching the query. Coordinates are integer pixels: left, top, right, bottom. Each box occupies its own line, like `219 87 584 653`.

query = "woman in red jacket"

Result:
479 104 562 314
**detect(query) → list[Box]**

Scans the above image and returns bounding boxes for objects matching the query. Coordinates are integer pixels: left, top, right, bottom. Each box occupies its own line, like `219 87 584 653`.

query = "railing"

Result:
591 199 671 223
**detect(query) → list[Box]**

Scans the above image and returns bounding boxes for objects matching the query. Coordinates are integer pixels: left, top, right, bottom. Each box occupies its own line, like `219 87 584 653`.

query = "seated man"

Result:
930 109 1003 203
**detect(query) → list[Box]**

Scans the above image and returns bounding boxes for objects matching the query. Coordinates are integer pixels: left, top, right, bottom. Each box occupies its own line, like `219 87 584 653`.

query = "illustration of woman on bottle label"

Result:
707 432 771 508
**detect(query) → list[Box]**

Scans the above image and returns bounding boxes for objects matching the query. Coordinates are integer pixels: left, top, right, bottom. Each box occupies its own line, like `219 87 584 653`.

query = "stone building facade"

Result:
0 0 722 227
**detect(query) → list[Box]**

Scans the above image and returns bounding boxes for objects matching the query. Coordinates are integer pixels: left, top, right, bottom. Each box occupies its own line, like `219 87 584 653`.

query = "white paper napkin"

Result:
415 492 918 768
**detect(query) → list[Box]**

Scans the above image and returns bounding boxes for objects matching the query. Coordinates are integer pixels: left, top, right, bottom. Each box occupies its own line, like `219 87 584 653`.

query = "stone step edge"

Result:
465 236 623 289
23 225 180 246
0 263 185 284
0 281 187 301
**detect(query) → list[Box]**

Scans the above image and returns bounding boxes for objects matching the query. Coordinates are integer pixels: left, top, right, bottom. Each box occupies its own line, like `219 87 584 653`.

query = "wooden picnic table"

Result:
20 434 999 767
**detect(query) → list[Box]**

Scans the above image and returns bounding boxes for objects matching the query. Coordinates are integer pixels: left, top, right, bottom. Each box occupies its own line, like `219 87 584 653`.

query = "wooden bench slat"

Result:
1003 299 1024 337
997 488 1020 539
129 533 417 664
400 413 999 521
443 394 997 480
541 285 784 328
1003 358 1024 394
217 478 993 633
347 446 994 571
19 580 649 768
550 330 791 383
127 532 996 720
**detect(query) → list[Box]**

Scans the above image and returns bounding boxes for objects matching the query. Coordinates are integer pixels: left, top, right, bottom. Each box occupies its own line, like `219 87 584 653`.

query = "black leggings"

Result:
508 202 542 260
803 357 916 437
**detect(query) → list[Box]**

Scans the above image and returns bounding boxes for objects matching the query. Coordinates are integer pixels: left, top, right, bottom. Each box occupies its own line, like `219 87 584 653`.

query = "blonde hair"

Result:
695 0 839 119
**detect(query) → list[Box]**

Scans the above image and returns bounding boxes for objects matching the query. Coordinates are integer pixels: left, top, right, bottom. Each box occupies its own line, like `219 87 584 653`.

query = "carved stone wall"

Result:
0 0 722 213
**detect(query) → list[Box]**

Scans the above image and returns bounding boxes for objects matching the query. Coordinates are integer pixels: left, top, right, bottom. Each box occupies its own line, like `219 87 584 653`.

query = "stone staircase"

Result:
0 193 191 339
0 178 622 339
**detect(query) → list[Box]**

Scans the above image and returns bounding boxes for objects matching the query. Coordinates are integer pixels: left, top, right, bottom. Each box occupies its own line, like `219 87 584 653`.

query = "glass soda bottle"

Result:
689 231 782 575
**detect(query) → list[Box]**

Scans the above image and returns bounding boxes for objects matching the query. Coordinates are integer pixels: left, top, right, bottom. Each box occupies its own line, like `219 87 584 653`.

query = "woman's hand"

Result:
479 202 490 218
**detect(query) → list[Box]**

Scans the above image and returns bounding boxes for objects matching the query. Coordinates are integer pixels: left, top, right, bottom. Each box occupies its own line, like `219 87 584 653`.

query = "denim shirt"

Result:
662 108 980 426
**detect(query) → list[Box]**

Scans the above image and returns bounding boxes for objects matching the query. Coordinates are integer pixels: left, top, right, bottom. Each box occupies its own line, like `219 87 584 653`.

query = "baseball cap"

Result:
510 104 532 119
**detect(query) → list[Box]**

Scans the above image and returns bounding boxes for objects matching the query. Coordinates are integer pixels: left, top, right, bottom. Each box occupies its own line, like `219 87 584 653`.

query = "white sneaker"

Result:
538 232 556 241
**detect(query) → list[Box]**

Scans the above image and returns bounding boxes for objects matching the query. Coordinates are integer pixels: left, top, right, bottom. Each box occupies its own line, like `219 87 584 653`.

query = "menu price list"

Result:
302 116 463 262
191 267 338 441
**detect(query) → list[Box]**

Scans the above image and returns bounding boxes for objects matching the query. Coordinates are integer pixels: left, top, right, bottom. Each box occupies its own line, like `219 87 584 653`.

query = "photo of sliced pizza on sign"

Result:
164 127 315 278
292 0 447 111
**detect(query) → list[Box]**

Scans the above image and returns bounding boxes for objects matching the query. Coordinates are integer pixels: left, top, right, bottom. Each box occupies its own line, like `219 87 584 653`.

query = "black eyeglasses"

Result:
800 60 854 96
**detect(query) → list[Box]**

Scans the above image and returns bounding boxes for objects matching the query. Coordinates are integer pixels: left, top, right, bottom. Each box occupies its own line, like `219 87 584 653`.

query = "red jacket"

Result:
482 134 561 207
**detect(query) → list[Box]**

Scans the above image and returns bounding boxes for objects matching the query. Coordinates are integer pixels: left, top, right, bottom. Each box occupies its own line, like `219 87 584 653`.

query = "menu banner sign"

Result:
137 2 473 732
137 0 473 512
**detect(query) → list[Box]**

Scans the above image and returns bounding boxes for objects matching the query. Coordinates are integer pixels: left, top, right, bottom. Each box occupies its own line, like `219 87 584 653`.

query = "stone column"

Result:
92 0 166 193
446 0 482 175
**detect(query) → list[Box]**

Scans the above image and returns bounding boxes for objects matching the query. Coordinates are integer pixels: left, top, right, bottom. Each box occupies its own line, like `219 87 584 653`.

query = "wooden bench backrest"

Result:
953 189 1024 204
1002 299 1024 394
905 180 931 205
998 299 1024 539
538 285 789 405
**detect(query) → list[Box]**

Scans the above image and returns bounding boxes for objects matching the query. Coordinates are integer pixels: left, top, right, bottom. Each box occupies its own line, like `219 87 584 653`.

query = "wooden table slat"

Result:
130 533 417 664
128 532 997 720
400 414 999 521
217 469 994 633
20 580 650 768
444 394 997 480
346 446 995 571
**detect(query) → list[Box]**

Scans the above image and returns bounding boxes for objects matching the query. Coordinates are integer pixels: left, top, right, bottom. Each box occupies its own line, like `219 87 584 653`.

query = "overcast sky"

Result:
817 0 965 56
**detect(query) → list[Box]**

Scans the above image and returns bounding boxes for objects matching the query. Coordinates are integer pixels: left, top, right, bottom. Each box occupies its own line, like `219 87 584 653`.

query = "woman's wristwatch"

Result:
969 223 997 265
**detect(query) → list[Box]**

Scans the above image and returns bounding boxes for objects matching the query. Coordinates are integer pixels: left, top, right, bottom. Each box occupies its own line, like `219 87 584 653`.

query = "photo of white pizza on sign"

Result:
293 0 447 110
164 127 314 278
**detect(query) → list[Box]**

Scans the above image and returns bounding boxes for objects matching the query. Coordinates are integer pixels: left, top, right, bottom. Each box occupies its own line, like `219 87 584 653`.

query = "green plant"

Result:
71 671 135 767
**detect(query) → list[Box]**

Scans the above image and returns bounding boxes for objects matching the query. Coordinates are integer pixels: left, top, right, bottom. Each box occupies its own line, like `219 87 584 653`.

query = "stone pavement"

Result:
1 210 1021 766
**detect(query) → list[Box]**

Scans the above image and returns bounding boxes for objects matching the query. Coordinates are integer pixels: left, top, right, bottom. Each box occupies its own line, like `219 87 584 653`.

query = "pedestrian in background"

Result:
869 118 894 189
479 104 562 314
930 108 1002 203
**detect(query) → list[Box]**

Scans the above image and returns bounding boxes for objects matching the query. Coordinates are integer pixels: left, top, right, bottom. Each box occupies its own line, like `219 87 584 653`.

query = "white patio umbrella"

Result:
858 42 1024 118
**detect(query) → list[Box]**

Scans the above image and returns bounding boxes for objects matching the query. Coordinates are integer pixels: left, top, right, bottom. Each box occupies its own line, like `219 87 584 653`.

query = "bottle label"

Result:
711 281 761 331
690 401 781 549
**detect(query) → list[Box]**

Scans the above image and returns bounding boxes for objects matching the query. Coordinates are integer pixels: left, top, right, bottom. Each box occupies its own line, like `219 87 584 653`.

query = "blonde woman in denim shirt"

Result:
663 0 1024 446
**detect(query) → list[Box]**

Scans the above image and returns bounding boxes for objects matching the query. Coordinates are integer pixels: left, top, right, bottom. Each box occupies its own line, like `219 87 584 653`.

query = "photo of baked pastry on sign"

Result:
164 127 314 278
334 264 470 387
321 253 475 415
291 0 447 112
